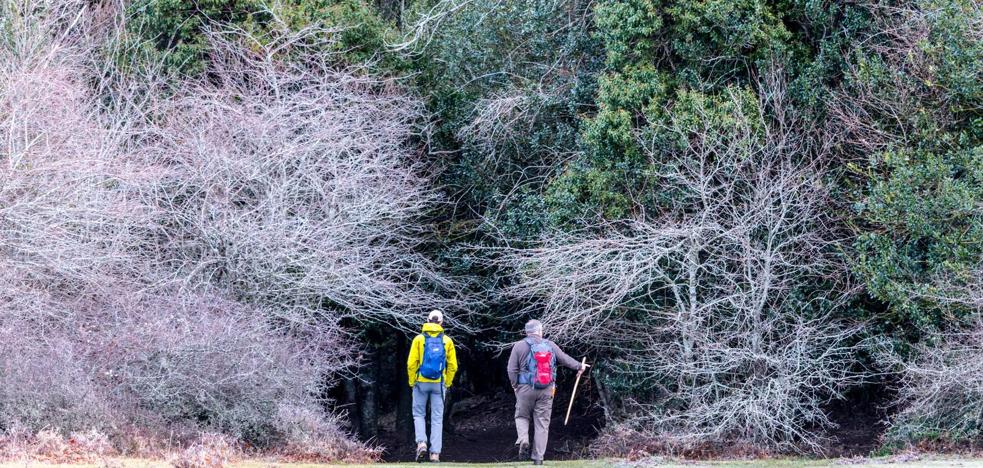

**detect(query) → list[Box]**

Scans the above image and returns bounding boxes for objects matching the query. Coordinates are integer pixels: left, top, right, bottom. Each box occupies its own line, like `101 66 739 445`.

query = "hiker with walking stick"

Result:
407 310 458 463
507 319 589 465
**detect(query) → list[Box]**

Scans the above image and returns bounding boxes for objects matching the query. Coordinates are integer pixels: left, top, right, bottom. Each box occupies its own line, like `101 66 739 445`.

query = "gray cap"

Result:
524 319 543 336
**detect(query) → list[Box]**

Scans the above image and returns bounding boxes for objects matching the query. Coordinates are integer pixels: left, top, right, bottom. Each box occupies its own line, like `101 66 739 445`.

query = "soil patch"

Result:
821 385 892 457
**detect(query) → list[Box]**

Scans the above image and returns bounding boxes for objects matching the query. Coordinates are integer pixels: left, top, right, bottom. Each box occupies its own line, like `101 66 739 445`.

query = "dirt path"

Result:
377 389 602 463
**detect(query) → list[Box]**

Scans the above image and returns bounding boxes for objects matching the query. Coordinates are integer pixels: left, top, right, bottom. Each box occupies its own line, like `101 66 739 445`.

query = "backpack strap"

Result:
436 333 445 385
518 337 538 385
415 333 425 378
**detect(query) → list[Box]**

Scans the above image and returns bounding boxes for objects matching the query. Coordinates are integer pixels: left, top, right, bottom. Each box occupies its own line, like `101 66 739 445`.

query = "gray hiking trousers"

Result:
514 384 554 461
412 382 445 454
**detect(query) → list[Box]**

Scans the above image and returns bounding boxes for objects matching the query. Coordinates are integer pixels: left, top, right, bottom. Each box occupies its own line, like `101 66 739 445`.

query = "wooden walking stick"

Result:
564 357 587 426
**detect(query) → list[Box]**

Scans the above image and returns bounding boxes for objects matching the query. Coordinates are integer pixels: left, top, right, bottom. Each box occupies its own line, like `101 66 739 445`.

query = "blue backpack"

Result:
418 333 446 380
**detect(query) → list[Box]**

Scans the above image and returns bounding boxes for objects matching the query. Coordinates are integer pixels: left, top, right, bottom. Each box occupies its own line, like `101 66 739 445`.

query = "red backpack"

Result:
520 338 556 389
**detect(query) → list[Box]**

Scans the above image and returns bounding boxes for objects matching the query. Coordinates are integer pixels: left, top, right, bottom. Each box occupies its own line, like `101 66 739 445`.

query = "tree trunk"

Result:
396 333 414 446
343 378 361 436
443 385 456 435
358 349 379 439
595 371 614 423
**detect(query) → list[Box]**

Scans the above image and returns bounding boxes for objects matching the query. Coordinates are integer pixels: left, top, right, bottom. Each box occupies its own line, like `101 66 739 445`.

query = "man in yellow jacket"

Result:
407 309 458 463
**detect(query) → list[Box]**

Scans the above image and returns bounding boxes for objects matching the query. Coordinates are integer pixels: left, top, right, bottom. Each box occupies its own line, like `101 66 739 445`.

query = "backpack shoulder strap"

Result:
518 338 533 384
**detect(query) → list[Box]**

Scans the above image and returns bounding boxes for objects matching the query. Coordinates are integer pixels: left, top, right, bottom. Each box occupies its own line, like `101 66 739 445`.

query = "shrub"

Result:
840 0 983 335
880 321 983 446
496 80 866 452
0 0 438 456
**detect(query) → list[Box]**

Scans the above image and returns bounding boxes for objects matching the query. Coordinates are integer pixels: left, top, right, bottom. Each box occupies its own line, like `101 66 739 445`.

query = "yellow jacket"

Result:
407 323 457 387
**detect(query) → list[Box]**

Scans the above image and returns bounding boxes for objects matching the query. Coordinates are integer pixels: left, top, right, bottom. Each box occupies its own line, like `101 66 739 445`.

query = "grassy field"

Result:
5 456 983 468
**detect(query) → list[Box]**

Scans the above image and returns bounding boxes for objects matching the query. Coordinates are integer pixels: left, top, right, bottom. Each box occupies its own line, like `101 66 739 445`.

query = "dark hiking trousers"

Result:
514 384 553 461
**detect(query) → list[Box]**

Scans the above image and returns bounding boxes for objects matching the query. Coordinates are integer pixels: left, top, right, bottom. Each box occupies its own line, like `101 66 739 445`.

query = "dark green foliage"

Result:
845 0 983 337
127 0 400 75
280 0 405 69
407 0 602 240
546 0 808 226
127 0 268 74
855 145 983 332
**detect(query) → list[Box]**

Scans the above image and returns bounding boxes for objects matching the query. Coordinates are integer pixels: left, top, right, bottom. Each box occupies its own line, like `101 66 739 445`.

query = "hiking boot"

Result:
533 460 543 466
415 442 427 463
517 441 530 460
429 452 440 463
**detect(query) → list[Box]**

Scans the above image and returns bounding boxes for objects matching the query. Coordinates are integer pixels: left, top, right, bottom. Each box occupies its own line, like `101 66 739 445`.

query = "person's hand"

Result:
577 361 591 376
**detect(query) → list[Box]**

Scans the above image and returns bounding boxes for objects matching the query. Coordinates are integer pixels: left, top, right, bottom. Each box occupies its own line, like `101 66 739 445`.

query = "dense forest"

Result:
0 0 981 461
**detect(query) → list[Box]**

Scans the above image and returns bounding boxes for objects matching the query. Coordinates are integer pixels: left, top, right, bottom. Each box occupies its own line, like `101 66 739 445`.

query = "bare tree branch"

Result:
491 75 866 451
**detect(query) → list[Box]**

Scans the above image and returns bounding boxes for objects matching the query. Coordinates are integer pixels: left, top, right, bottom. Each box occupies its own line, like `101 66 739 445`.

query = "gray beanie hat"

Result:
524 319 543 336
